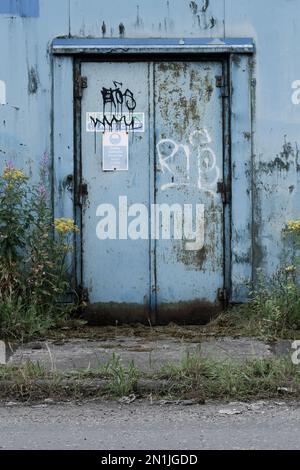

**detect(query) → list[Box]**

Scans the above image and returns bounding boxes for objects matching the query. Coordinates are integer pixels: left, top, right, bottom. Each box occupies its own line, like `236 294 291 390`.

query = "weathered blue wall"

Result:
225 0 300 279
0 0 299 300
0 0 69 175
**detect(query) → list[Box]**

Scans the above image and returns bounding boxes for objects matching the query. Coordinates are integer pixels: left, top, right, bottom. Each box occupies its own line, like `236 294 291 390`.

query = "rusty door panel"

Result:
154 61 225 321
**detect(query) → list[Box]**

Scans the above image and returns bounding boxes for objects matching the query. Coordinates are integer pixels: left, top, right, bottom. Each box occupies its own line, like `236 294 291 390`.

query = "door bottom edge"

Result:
81 300 223 326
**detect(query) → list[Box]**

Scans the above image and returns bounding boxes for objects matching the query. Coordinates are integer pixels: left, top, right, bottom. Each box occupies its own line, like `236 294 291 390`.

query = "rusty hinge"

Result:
75 75 88 99
218 288 229 303
77 182 88 206
217 181 231 204
216 75 229 98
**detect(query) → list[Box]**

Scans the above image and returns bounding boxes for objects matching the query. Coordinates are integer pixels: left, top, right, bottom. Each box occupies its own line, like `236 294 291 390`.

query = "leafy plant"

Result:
284 219 300 279
0 158 78 340
213 219 300 340
104 353 139 396
249 269 300 336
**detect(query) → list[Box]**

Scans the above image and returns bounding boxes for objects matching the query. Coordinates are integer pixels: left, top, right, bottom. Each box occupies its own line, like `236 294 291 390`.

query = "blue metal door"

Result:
79 59 226 323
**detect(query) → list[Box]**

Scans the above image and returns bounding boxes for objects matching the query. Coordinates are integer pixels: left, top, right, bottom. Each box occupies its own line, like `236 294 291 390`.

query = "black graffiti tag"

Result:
101 81 136 113
90 81 141 132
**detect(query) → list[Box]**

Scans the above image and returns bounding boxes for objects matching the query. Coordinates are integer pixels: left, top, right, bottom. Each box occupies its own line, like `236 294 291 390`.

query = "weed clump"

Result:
0 158 78 340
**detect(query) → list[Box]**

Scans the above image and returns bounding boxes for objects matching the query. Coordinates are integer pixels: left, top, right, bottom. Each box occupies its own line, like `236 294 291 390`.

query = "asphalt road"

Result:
0 400 300 450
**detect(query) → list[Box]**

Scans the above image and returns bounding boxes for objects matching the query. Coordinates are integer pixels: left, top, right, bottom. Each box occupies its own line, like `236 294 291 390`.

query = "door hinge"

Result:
77 182 88 206
217 181 231 204
75 75 88 99
216 75 229 98
218 288 229 303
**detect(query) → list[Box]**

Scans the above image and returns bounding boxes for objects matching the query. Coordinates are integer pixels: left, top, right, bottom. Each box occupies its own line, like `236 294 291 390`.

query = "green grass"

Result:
211 304 300 341
0 361 48 381
0 353 299 403
152 353 300 401
213 270 300 341
71 353 140 397
0 353 140 401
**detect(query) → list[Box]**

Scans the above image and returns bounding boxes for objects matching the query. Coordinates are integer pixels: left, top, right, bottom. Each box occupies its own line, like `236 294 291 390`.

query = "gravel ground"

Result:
0 400 299 450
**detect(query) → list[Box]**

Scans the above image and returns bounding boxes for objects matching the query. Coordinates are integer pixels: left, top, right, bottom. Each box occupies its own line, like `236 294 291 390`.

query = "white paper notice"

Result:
102 132 129 171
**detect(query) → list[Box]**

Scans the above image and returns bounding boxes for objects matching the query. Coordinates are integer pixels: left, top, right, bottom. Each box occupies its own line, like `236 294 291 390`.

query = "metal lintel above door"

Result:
52 37 255 56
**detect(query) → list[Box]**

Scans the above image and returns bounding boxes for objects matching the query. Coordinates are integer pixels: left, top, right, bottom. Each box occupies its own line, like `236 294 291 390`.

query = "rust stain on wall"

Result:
259 139 300 174
28 67 39 94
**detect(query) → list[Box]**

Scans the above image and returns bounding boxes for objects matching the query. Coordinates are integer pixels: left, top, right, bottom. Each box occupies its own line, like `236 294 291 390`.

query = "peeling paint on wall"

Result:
28 67 39 94
0 0 39 17
259 139 300 174
189 0 216 30
189 0 210 15
134 5 144 30
119 22 125 38
101 21 107 37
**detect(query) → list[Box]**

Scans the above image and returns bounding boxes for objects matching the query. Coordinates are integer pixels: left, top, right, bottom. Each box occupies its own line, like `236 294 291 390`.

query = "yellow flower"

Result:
285 265 297 273
3 168 28 182
54 218 79 234
286 220 300 234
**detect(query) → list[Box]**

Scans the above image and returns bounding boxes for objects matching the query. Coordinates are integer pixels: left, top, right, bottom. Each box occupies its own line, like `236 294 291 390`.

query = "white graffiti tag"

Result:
157 129 220 195
292 80 300 105
157 139 190 191
190 129 220 196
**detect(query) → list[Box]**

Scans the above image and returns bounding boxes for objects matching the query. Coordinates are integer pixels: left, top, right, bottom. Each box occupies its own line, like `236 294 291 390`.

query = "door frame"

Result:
74 55 230 320
52 40 254 321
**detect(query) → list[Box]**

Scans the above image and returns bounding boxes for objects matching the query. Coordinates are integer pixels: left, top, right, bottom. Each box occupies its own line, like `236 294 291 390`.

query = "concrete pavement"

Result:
8 336 290 373
0 400 299 450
